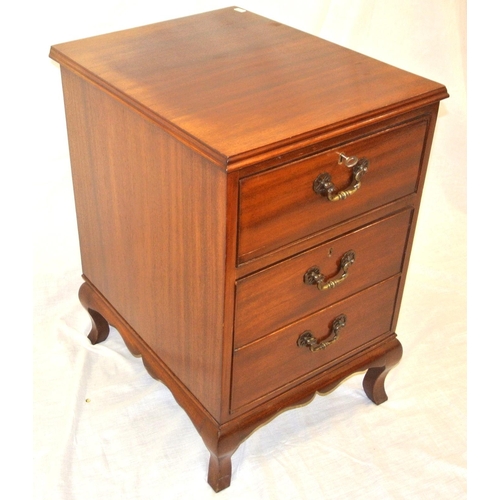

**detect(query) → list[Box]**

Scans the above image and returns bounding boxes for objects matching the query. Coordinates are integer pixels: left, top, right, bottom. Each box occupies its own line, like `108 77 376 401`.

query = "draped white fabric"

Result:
31 1 466 498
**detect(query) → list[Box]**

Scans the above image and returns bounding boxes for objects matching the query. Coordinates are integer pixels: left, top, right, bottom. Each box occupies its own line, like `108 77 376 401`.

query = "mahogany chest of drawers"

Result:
50 7 448 492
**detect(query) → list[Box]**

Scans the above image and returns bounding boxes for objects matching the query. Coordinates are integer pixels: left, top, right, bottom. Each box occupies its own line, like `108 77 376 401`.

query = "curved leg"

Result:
78 282 110 344
86 308 110 345
202 420 253 492
363 337 403 405
208 452 234 493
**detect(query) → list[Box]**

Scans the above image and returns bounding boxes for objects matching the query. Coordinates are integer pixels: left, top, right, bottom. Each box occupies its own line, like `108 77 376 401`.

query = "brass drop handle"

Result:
297 314 347 352
303 250 355 291
313 155 369 202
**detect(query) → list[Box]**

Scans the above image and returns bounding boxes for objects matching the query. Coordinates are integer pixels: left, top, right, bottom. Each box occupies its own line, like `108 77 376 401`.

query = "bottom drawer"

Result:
231 276 400 411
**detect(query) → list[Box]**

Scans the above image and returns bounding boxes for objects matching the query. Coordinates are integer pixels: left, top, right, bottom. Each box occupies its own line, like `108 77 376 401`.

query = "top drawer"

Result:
238 118 428 263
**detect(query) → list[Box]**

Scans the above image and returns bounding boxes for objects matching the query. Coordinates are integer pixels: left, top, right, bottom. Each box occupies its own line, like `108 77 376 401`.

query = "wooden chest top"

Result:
49 7 447 166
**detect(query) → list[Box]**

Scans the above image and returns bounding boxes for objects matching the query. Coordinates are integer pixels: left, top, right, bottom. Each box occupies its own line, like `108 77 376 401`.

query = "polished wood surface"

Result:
49 8 447 165
232 276 400 411
238 118 428 261
235 209 412 347
50 7 448 492
61 67 229 418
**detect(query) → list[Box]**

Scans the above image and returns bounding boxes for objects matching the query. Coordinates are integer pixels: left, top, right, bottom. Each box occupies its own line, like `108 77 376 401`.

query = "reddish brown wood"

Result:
208 453 232 493
77 280 236 490
234 193 417 278
49 9 447 167
388 105 442 334
235 209 412 347
50 7 448 492
77 277 403 492
238 118 428 262
61 67 228 419
78 283 110 344
232 277 400 411
363 339 404 405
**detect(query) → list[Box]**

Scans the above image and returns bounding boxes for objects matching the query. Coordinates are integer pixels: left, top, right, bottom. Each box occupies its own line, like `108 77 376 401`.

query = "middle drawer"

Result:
234 208 412 349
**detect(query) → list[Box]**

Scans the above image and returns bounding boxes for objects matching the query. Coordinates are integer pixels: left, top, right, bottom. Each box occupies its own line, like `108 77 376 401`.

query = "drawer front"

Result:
235 209 412 349
238 118 428 263
232 276 400 411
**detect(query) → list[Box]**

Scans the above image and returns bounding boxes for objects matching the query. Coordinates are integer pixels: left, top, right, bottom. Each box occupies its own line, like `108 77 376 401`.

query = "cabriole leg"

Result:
78 282 110 344
363 337 403 405
207 452 233 493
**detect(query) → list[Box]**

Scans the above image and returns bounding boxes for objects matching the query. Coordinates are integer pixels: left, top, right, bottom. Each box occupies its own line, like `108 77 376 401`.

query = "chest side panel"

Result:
61 68 227 418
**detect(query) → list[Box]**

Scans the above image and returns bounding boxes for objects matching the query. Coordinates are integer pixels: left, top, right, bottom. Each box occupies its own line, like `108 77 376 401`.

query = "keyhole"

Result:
328 247 334 257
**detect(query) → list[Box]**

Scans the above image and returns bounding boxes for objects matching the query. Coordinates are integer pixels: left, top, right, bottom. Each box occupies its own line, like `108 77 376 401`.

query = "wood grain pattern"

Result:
61 68 228 419
232 276 400 411
50 7 448 491
77 273 402 491
49 8 447 165
235 209 412 348
238 117 428 261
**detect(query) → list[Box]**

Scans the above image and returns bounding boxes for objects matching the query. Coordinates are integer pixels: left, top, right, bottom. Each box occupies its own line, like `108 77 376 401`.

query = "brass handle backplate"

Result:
313 155 369 202
297 314 347 352
303 250 355 291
